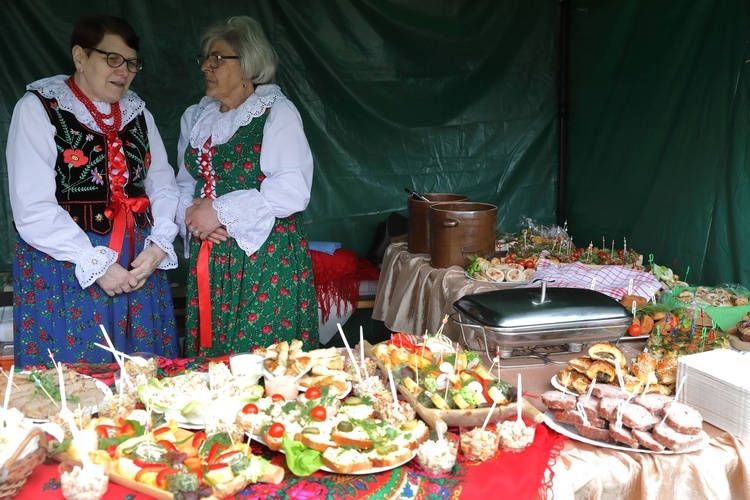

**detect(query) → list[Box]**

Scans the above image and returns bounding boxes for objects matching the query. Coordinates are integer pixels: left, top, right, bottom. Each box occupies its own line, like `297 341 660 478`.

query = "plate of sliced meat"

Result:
540 386 710 455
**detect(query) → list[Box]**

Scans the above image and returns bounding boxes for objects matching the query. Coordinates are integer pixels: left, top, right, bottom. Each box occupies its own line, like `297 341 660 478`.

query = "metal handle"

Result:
531 278 555 305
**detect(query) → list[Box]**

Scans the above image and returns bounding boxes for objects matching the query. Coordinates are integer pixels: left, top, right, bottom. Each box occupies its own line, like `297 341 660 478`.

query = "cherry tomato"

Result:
516 258 525 266
241 403 259 414
310 405 327 421
627 324 643 337
305 387 322 399
597 251 608 260
271 394 286 403
524 259 535 269
504 256 515 264
268 422 285 438
617 249 625 258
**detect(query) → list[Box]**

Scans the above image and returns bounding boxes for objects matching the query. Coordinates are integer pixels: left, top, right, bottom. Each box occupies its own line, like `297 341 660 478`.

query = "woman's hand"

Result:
96 263 140 297
185 198 227 242
130 245 166 289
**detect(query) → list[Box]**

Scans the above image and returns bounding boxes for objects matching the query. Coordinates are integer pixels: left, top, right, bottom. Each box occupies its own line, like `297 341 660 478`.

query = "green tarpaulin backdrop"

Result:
1 0 748 287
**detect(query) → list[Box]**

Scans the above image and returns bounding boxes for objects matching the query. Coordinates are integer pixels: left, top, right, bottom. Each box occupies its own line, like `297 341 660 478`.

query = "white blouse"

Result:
5 75 179 288
176 84 314 257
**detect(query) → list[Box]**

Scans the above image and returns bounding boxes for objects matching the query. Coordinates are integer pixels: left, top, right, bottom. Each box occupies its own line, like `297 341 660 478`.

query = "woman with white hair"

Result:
177 16 317 356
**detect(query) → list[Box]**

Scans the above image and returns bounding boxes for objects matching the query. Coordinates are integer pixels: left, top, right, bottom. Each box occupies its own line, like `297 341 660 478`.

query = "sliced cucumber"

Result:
336 421 354 432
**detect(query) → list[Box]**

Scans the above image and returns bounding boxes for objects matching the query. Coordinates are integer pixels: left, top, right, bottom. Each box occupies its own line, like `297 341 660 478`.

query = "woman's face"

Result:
201 38 247 109
73 33 136 103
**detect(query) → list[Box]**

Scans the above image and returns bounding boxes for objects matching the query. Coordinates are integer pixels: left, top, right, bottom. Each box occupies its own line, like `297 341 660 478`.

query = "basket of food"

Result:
0 427 48 500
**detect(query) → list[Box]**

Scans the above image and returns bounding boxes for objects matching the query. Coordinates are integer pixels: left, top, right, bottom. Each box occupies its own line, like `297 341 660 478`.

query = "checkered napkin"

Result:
528 260 662 300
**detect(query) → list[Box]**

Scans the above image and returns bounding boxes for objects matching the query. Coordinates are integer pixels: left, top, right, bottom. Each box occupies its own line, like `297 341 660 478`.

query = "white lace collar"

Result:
26 75 145 132
188 84 285 148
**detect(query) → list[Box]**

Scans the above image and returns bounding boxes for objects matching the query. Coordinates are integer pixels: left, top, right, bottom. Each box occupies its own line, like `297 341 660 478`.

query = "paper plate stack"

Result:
676 349 750 441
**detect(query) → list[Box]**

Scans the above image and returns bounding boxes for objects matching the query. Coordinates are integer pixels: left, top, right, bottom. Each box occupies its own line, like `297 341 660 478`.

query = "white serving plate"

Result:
250 435 416 474
542 410 709 454
464 271 529 287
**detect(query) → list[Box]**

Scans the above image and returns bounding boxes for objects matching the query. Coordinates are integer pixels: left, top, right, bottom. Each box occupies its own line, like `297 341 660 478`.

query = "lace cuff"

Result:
214 190 275 256
144 236 178 269
74 246 119 289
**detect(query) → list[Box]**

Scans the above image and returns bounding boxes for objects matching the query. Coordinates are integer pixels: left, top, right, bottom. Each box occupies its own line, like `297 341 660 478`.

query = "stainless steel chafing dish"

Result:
451 284 632 359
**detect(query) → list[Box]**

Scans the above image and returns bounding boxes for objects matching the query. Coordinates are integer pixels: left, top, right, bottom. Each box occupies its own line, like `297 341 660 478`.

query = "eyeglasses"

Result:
196 54 241 69
84 47 144 73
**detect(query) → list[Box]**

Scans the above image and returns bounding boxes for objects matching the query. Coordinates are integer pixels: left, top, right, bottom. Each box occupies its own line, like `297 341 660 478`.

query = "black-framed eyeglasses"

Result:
84 47 144 73
196 54 241 69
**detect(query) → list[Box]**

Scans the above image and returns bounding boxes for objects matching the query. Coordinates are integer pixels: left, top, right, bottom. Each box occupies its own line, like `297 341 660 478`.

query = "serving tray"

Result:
363 341 542 436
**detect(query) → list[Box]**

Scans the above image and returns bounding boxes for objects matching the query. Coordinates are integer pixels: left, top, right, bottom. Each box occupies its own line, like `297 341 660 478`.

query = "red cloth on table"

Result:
21 425 565 499
311 249 380 323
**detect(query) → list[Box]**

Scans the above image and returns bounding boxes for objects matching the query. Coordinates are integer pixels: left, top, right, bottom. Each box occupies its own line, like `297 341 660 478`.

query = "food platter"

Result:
542 411 710 455
24 376 112 424
161 411 205 430
464 271 529 287
262 368 352 399
549 375 578 396
55 428 200 500
250 435 416 475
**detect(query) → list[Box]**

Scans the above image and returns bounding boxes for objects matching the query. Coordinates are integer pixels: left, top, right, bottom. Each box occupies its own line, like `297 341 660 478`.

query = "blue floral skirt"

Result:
13 227 179 367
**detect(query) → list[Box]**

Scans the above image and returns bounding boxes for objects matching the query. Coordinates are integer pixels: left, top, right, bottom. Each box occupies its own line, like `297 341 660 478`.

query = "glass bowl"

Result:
459 424 499 462
59 463 109 500
497 417 537 453
417 432 459 475
229 352 265 383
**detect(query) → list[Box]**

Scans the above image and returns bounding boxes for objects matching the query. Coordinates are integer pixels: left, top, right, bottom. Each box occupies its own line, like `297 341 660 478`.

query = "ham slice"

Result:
633 393 673 417
632 429 665 452
609 425 640 449
664 402 703 435
652 423 705 452
541 390 577 411
554 410 607 429
621 403 661 431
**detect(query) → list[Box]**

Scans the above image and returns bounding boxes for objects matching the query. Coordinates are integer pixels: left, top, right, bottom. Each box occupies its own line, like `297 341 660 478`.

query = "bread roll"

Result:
655 355 678 385
588 342 626 368
631 362 658 385
586 360 617 384
556 369 590 394
567 356 594 374
621 374 645 394
634 352 657 371
620 294 648 308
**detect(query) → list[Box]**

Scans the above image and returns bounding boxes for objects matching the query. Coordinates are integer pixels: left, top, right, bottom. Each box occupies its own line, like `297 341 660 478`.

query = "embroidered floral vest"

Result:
31 91 153 235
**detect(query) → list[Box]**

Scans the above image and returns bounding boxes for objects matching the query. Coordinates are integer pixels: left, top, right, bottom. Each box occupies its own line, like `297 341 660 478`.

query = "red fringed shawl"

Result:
310 249 380 323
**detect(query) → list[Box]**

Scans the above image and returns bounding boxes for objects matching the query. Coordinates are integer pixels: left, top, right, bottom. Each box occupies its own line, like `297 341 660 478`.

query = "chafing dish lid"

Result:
453 287 631 328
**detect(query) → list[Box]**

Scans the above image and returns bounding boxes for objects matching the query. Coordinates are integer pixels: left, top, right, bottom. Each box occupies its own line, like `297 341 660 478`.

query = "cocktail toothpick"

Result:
1 365 13 428
359 326 366 379
387 367 398 403
99 324 133 389
337 323 363 384
517 373 523 423
481 399 498 432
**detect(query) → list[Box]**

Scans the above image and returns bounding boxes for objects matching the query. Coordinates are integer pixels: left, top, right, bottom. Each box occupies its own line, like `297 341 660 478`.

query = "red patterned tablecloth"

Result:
14 359 566 499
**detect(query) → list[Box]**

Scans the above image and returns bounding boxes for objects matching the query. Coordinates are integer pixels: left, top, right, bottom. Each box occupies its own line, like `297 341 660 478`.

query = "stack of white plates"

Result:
676 349 750 441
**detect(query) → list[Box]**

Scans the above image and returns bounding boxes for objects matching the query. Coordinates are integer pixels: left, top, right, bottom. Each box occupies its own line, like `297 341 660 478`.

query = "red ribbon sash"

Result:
197 240 214 348
105 195 150 262
103 131 150 262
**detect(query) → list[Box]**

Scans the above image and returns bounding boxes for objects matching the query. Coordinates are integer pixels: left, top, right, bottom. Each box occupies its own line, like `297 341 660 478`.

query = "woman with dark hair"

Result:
5 14 180 365
177 16 317 356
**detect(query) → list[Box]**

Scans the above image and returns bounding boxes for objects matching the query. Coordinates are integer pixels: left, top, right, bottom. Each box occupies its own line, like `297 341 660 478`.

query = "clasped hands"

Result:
185 197 229 245
96 245 166 297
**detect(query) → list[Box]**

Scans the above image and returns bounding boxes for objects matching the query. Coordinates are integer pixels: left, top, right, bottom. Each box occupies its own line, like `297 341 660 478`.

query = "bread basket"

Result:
0 427 48 499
